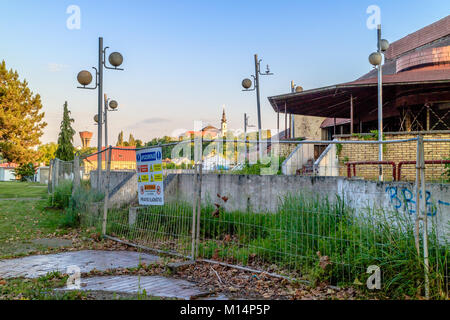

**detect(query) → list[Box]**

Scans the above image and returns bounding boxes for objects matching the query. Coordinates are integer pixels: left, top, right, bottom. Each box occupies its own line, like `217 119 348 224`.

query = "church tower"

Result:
221 106 227 137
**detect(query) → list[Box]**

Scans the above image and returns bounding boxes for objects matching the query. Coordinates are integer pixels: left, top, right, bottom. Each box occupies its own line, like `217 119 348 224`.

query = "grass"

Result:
0 271 87 300
0 198 70 258
103 194 449 299
0 181 47 199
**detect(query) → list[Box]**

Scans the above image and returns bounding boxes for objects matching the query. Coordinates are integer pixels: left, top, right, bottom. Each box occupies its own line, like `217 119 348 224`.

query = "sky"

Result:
1 0 449 147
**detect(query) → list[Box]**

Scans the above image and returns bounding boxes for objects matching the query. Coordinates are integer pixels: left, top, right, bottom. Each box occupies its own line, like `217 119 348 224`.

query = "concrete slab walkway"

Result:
65 275 209 299
0 250 159 279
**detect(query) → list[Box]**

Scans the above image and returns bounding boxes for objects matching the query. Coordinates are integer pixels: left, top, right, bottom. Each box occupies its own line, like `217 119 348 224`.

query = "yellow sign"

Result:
141 175 149 182
153 164 162 172
154 174 163 182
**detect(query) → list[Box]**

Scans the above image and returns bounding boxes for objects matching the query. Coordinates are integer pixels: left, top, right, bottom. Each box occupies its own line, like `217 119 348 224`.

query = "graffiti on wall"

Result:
385 186 450 217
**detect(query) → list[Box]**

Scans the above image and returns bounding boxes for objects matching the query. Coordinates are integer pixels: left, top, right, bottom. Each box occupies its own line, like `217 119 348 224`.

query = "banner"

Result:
136 147 164 205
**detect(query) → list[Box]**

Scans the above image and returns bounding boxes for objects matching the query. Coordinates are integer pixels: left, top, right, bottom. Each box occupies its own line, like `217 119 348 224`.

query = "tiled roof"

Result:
0 162 18 169
320 118 351 128
346 66 450 85
385 15 450 60
85 147 136 162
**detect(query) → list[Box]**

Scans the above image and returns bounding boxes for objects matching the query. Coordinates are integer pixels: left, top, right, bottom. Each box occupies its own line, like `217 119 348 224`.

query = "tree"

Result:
38 142 58 165
14 162 37 181
55 102 75 161
0 60 47 164
128 134 136 146
116 131 124 146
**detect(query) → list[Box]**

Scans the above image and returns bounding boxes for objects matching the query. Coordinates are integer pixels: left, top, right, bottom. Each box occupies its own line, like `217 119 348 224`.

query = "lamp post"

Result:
77 37 123 189
369 25 389 181
242 54 273 159
103 95 119 149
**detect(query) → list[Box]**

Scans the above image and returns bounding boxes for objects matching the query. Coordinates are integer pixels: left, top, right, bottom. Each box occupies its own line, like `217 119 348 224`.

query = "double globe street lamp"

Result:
93 96 119 150
241 54 273 159
77 37 124 188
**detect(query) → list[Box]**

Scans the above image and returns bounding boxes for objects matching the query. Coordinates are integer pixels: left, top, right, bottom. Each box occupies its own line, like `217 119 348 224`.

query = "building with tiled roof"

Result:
83 146 136 172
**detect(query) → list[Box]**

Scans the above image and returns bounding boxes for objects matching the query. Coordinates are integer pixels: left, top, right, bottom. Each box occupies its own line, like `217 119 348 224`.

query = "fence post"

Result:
414 137 421 257
191 163 198 260
72 155 81 196
129 207 137 226
53 159 60 190
48 159 53 194
415 135 429 299
418 135 429 299
195 162 203 259
102 147 112 236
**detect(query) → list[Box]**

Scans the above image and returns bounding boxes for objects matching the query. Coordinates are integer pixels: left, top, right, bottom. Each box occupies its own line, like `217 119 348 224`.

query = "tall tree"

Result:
0 60 47 164
128 133 136 146
116 131 124 146
55 102 75 161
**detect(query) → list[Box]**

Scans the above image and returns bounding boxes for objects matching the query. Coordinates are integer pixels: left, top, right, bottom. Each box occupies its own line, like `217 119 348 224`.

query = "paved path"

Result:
0 250 160 279
66 275 209 299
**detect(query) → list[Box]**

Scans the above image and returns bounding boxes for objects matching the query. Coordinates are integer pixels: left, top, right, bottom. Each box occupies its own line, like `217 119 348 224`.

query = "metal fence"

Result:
52 135 450 299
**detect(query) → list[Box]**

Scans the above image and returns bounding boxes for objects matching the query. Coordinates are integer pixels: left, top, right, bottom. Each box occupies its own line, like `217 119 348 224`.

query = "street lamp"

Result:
103 95 119 149
241 54 273 159
77 37 124 189
368 24 389 181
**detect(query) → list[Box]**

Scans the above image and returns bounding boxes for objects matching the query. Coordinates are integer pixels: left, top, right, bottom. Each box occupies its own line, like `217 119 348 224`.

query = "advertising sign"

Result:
136 147 164 205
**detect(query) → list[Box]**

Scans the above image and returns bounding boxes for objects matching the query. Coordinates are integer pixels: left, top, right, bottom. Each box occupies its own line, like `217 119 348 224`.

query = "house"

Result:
34 166 50 184
83 147 137 173
0 163 18 181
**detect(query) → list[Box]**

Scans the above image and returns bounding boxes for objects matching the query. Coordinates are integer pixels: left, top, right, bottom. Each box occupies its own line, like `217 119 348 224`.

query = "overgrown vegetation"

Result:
47 180 104 228
442 157 450 182
232 156 286 175
104 194 449 299
0 271 86 300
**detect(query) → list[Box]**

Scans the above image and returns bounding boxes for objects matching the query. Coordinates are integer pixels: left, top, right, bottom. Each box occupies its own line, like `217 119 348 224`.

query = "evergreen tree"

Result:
128 133 136 146
0 60 46 164
116 131 124 146
55 102 75 161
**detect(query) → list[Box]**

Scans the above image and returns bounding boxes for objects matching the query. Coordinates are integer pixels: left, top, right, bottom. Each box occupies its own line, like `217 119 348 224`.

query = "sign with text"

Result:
136 147 164 205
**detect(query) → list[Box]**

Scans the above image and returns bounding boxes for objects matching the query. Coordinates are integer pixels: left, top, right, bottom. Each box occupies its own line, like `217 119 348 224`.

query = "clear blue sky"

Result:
1 0 449 146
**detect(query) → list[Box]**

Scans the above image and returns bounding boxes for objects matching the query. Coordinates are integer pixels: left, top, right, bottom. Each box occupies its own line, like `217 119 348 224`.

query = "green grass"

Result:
0 181 47 199
0 199 69 258
0 271 87 300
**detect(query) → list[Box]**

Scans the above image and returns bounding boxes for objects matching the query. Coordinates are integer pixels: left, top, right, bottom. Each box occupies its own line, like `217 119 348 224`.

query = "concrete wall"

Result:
92 172 450 242
293 115 327 140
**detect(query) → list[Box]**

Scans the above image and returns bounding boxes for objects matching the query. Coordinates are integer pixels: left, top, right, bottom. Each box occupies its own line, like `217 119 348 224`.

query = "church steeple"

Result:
221 106 227 136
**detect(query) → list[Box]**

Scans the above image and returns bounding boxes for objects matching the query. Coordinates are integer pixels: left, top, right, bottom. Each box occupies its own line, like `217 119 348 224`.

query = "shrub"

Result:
14 163 37 181
48 180 72 209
